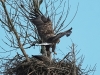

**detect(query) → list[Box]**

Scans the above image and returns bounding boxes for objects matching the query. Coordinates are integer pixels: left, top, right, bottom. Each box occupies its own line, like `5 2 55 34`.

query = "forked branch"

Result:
0 0 30 62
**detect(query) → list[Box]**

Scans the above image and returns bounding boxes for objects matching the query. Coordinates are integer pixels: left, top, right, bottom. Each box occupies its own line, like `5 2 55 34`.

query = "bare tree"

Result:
0 0 77 61
0 0 96 75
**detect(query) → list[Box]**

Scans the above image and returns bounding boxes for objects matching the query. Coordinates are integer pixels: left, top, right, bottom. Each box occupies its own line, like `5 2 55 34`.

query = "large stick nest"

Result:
1 52 95 75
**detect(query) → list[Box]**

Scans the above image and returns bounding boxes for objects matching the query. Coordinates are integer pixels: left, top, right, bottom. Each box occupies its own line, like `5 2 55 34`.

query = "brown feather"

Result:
30 15 72 55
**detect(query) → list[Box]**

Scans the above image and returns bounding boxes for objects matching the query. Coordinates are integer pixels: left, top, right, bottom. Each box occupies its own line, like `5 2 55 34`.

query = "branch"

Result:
0 0 30 62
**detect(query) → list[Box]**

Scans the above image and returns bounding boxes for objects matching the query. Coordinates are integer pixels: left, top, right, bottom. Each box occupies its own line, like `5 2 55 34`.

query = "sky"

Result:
0 0 100 75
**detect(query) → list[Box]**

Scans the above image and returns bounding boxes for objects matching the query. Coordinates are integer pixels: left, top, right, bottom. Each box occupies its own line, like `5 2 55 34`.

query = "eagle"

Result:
30 14 72 56
29 0 72 57
32 55 51 65
30 15 56 56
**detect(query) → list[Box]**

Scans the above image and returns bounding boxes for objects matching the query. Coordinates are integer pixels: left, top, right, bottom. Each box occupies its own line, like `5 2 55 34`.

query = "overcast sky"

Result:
0 0 100 75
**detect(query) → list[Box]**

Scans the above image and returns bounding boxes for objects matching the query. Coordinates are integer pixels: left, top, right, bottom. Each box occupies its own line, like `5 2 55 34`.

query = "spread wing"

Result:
51 27 72 42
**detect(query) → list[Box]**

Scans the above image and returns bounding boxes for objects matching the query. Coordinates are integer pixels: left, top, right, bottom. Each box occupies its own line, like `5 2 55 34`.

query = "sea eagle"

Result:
32 55 51 65
30 15 72 56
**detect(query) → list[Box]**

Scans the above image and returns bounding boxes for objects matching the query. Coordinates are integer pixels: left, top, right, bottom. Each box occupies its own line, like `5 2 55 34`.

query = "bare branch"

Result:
0 0 30 62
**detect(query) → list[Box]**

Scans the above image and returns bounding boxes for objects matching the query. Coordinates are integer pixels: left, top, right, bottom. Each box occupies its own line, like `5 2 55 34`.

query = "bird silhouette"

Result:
32 55 51 65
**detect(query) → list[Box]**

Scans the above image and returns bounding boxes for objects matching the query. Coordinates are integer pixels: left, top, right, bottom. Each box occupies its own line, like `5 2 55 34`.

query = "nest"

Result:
1 52 95 75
